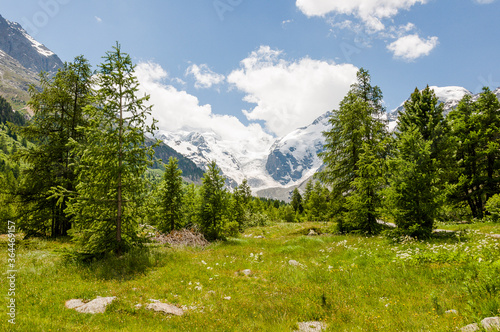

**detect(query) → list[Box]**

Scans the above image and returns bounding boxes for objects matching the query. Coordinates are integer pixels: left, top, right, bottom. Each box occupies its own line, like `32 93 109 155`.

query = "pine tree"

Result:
16 56 92 237
67 43 156 256
384 126 439 237
319 68 387 231
232 178 252 230
291 188 304 214
448 88 500 218
160 157 184 232
199 161 228 240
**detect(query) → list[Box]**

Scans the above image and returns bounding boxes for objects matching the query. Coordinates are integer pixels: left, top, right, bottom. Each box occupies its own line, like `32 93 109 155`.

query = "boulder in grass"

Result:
296 321 327 332
481 317 500 331
146 301 184 316
65 296 116 314
461 323 480 332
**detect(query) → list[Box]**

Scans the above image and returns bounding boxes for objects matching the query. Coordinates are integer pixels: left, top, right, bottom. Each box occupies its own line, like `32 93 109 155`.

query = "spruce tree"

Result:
67 43 156 256
160 157 184 232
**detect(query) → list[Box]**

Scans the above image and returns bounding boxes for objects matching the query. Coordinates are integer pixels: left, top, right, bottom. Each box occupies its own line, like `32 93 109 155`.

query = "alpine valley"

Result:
1 15 500 201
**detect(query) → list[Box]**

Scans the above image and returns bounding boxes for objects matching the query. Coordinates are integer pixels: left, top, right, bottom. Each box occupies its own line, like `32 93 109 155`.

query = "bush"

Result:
485 194 500 222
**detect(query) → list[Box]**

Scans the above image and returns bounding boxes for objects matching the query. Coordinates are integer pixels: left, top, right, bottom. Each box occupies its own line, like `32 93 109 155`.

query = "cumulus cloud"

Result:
387 34 439 61
296 0 427 31
185 63 225 89
135 62 271 151
227 46 358 136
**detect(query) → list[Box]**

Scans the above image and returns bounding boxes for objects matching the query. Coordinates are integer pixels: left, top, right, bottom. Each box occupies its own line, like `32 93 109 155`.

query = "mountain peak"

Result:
0 14 62 74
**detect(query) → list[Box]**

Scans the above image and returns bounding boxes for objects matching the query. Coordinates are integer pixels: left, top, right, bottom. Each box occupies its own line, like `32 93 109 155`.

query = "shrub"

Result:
485 194 500 222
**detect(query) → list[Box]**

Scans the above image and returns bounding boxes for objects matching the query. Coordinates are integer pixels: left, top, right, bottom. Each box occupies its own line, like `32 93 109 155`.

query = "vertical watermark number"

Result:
6 220 16 325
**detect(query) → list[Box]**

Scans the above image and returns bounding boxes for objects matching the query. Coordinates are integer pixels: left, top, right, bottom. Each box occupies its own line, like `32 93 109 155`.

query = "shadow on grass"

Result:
63 246 174 281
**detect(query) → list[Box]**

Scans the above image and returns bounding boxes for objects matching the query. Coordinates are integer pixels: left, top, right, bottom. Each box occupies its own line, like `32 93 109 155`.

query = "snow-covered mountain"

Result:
160 112 331 195
161 85 500 201
0 14 62 75
265 112 329 186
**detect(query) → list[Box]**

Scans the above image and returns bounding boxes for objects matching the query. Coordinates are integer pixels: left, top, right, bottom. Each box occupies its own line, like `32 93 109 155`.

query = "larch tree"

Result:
67 43 156 256
16 56 92 237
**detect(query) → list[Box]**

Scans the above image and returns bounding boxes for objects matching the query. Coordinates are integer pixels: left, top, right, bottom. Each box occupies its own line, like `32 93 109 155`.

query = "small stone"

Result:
135 303 142 309
445 309 458 315
242 269 252 276
289 259 303 267
308 229 318 236
461 323 480 332
223 296 231 300
482 317 500 331
146 302 184 316
254 235 265 239
296 321 327 332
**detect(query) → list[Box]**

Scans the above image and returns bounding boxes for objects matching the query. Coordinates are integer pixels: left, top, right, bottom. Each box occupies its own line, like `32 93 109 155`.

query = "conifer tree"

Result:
67 43 156 256
384 126 439 237
319 68 387 232
448 88 500 218
16 56 92 237
384 86 447 236
291 188 304 214
160 157 184 232
199 161 228 240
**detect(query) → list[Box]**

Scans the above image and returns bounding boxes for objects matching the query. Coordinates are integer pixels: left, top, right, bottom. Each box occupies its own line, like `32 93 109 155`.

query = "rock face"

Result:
266 112 329 186
65 296 116 314
0 15 63 75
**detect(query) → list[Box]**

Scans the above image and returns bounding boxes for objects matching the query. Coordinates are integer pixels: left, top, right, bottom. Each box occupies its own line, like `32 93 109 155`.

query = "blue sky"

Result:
2 0 500 140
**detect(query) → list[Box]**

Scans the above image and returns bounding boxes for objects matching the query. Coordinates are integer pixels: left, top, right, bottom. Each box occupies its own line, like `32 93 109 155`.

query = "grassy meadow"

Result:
1 222 500 331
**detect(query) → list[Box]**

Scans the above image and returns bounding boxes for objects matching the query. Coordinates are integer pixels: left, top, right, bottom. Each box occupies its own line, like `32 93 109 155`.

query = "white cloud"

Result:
474 0 495 3
296 0 427 31
185 63 225 89
387 34 439 61
135 62 272 150
94 16 102 23
227 46 358 136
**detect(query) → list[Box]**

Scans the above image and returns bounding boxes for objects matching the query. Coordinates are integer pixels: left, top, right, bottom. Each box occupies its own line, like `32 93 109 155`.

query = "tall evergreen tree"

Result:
67 44 156 256
160 157 184 232
291 188 304 214
448 88 500 218
384 126 439 237
385 86 447 236
15 56 92 237
319 68 387 232
199 161 228 240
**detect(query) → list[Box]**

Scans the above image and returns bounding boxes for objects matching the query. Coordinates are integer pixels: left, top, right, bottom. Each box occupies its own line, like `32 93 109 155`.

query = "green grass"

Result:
436 220 500 234
1 222 499 331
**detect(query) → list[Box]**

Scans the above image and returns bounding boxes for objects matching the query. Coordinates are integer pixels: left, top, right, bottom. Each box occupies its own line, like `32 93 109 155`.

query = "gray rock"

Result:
308 229 318 236
242 269 252 276
146 302 184 316
482 317 500 331
296 321 327 332
445 309 458 315
65 299 85 309
289 259 305 268
67 296 116 314
461 323 480 332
